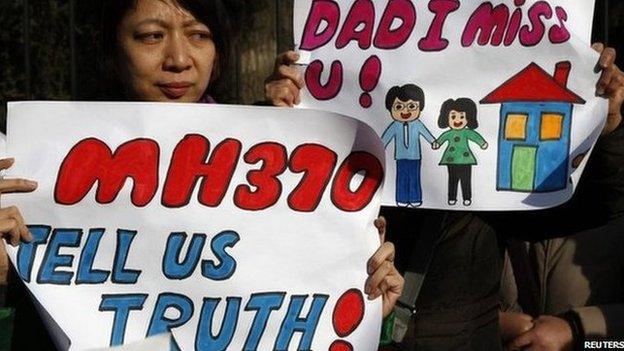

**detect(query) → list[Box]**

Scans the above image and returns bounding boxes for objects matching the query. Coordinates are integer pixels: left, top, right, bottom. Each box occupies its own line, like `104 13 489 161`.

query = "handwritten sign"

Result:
294 0 608 210
5 102 385 350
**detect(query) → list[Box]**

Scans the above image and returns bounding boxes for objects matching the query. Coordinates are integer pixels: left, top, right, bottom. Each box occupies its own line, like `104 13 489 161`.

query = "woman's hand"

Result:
366 217 404 318
0 158 37 246
265 50 305 107
500 311 534 343
592 43 624 135
507 315 573 351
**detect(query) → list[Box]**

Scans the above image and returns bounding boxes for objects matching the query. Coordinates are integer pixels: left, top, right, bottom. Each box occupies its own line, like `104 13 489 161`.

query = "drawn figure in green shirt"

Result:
433 98 488 206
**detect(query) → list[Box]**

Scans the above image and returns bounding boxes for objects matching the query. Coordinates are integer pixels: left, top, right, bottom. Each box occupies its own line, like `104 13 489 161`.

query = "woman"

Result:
0 0 403 347
99 0 228 103
433 98 488 207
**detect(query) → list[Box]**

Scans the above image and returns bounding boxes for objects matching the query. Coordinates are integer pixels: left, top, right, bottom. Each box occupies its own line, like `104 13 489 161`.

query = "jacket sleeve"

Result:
572 304 624 338
381 123 397 147
436 130 451 146
581 121 624 219
419 122 436 144
467 130 487 148
499 250 523 313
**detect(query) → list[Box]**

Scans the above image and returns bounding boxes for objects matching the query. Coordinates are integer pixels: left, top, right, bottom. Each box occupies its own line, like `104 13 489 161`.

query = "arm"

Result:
499 250 534 343
500 249 523 313
467 130 488 149
436 130 451 146
0 158 37 348
380 123 397 148
580 45 624 217
418 121 436 144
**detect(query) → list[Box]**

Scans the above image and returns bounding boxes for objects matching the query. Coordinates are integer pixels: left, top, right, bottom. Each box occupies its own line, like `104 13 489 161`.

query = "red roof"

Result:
480 62 586 104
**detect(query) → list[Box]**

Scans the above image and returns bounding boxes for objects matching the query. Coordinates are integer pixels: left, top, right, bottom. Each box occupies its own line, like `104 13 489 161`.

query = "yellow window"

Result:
505 114 528 140
540 113 564 140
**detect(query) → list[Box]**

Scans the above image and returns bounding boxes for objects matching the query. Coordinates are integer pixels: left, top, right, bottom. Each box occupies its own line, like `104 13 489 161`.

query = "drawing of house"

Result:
480 61 586 193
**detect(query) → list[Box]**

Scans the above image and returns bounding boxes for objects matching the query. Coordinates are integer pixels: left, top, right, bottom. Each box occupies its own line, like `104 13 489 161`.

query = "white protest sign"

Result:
294 0 608 210
5 102 385 351
89 333 171 351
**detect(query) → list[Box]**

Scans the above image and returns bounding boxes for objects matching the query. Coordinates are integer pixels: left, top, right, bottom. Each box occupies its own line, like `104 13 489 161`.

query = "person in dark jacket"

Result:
500 45 624 351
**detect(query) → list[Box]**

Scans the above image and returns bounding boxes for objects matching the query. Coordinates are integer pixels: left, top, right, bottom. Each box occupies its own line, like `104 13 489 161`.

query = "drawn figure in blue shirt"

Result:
381 84 436 207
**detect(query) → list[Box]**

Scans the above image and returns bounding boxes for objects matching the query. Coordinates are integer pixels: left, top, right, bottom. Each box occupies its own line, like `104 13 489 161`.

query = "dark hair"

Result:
385 84 425 111
99 0 231 100
438 98 479 129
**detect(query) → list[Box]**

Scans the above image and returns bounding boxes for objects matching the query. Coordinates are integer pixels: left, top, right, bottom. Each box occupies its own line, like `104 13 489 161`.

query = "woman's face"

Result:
116 0 216 102
448 110 468 129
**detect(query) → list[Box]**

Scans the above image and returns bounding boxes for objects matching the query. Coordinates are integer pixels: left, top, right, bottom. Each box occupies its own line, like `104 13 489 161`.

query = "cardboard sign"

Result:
294 0 608 210
5 102 385 351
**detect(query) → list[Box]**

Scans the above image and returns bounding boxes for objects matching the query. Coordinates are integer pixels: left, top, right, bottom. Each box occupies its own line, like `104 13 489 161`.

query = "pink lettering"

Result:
336 0 375 49
519 1 552 47
462 2 510 47
305 60 343 100
300 0 340 50
549 7 570 44
418 0 460 51
373 0 417 49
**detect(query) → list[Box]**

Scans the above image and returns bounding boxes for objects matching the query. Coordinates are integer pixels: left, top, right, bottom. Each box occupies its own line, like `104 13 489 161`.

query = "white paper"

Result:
88 333 171 351
5 102 385 350
294 0 608 210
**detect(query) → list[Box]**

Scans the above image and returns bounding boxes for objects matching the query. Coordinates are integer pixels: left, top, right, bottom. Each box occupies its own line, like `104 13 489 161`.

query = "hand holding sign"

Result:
593 43 624 135
265 51 306 107
0 158 36 246
367 217 403 318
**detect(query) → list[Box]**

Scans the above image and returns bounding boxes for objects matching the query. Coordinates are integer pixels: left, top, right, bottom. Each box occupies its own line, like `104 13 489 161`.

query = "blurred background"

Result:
0 0 622 131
